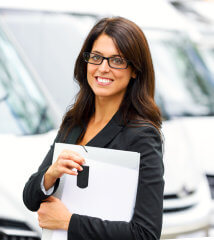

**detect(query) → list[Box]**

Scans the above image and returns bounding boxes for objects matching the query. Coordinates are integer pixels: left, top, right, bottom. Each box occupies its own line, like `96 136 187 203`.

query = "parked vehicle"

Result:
145 28 214 238
0 130 56 239
0 9 98 114
168 0 214 224
0 14 62 239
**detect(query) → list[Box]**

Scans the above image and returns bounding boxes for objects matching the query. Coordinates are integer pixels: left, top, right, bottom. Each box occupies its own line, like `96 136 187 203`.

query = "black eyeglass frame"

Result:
83 52 130 69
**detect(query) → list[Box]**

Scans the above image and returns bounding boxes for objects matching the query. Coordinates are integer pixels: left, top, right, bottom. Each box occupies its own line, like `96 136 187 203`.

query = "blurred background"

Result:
0 0 214 239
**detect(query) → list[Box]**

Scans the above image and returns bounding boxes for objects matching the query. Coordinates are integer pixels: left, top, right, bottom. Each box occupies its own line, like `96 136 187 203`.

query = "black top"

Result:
23 112 164 240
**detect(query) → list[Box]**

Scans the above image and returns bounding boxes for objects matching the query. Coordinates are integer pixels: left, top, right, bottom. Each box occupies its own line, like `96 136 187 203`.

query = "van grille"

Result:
163 204 195 213
164 190 194 200
0 219 31 230
163 189 197 214
0 218 40 240
0 233 40 239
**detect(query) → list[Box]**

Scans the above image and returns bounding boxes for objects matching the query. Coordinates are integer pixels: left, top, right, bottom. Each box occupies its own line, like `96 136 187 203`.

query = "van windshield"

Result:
199 46 214 78
146 30 214 118
0 27 54 135
2 12 97 112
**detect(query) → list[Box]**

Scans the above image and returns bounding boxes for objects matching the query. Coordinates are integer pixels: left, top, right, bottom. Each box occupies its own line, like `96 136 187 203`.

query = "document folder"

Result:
42 143 140 240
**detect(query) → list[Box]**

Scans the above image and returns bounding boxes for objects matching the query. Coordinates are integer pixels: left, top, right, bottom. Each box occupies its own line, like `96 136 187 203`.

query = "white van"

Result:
166 0 214 224
0 14 62 238
145 27 214 238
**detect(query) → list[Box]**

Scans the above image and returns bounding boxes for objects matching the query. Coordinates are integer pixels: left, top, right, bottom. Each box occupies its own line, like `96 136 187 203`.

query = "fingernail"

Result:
80 167 83 171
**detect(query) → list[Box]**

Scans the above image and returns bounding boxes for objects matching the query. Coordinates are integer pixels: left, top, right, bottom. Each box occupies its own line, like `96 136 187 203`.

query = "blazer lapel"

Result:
86 111 125 148
65 125 83 144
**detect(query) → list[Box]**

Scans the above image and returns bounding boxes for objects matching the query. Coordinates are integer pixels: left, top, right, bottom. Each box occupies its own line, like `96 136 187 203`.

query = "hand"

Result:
38 196 72 230
44 149 85 190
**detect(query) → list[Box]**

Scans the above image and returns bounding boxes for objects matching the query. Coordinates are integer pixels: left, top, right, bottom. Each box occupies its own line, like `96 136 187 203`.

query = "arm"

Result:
23 131 62 211
23 131 85 212
67 126 164 240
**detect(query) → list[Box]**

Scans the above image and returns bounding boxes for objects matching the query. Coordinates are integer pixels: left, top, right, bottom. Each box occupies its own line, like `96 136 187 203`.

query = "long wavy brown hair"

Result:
60 17 162 135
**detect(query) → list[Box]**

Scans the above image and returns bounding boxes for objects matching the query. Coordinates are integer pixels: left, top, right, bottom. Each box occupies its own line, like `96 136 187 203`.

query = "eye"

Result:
111 57 125 65
91 54 102 62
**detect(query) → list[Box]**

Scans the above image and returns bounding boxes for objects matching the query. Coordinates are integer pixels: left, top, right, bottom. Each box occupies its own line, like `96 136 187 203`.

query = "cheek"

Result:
86 65 93 84
116 71 132 85
87 65 98 89
87 64 96 77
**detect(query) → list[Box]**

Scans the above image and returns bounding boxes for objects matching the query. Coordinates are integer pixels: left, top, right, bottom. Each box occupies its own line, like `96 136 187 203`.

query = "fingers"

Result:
59 159 83 172
60 150 85 165
56 150 85 173
38 198 71 230
46 149 85 180
63 168 79 176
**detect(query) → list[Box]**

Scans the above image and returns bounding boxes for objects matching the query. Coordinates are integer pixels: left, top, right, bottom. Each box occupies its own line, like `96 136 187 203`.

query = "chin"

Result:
94 92 112 98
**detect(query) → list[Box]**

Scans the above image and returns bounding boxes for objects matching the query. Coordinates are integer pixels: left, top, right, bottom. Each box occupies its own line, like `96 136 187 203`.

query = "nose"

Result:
98 59 110 72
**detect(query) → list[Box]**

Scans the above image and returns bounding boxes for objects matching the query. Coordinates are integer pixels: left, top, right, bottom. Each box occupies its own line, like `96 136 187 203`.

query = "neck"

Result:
93 95 123 124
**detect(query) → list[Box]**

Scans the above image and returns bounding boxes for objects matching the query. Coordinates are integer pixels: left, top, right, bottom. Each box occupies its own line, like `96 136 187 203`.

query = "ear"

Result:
131 70 136 79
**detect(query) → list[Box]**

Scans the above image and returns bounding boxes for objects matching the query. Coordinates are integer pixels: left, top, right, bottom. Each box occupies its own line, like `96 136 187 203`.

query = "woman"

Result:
23 17 164 240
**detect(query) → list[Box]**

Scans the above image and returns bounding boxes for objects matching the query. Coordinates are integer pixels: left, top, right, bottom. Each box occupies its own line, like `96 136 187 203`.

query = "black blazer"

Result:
23 113 164 240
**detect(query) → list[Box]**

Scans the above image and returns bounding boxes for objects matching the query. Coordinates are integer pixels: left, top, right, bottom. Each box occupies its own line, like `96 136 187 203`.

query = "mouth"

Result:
95 76 113 86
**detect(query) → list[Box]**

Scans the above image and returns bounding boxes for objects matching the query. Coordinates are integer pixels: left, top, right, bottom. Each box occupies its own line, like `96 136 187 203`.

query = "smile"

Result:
96 77 113 86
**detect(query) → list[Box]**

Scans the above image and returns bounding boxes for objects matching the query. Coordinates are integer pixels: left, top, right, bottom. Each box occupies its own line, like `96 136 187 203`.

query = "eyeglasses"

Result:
83 52 130 69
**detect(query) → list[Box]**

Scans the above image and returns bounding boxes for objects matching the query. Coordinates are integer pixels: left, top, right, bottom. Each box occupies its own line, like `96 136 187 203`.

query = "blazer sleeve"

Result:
23 131 62 211
67 126 164 240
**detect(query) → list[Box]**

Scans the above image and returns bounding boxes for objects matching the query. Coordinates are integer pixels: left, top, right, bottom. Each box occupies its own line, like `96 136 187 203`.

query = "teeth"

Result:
97 77 112 83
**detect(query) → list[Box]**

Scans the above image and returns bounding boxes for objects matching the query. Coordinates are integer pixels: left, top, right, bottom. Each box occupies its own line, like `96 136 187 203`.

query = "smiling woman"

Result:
23 17 164 240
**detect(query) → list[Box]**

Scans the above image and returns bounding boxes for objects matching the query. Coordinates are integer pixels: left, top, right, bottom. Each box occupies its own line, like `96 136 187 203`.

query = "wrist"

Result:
44 169 57 191
62 213 72 230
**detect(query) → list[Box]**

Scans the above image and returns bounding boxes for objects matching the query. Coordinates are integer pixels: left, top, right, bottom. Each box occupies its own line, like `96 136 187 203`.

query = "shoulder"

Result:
121 122 163 153
123 121 162 139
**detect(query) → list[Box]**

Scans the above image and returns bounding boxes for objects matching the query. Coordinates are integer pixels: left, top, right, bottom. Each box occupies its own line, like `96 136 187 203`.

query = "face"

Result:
87 34 136 102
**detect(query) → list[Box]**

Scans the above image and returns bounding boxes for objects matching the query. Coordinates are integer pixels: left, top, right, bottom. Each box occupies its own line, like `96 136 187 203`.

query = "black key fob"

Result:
77 165 89 188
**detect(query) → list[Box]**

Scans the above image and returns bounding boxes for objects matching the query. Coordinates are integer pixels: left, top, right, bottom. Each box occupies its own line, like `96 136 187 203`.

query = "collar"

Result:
65 111 125 148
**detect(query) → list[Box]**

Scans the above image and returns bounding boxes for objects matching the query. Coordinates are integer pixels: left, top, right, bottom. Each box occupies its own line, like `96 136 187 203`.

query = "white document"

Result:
42 143 140 240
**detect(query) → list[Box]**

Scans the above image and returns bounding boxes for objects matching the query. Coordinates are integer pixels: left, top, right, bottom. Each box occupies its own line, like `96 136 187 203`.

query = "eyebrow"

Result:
91 50 122 58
